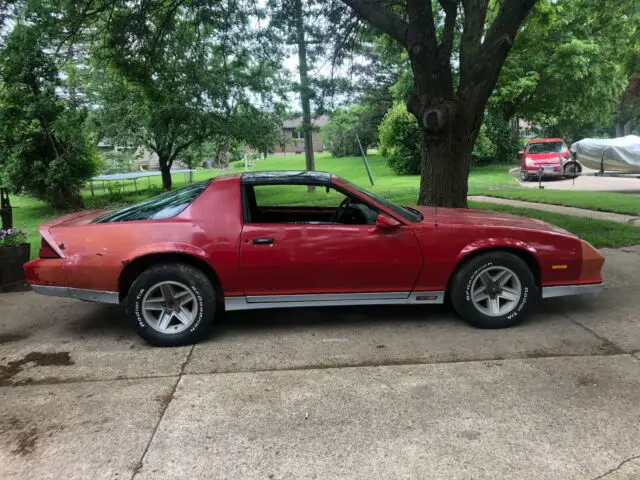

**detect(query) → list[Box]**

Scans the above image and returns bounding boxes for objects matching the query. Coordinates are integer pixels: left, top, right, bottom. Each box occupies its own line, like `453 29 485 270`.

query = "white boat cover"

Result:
571 135 640 173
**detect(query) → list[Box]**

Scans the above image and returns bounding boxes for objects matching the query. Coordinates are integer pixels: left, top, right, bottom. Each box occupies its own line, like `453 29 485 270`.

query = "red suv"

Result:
519 138 574 181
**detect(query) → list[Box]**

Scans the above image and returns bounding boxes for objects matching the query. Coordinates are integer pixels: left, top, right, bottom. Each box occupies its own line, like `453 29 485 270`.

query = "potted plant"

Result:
0 227 30 290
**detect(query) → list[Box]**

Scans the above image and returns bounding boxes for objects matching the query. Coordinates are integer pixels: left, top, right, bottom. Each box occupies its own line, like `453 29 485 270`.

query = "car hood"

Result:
413 206 576 237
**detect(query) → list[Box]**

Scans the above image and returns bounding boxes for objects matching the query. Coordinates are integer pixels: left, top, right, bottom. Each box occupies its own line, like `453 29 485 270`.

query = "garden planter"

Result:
0 243 30 290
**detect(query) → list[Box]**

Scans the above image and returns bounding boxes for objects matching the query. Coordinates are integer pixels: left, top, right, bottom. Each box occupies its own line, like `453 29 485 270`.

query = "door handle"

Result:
252 237 275 245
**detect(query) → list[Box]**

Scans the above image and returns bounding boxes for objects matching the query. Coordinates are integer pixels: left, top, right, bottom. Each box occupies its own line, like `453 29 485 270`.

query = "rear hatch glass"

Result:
93 180 211 223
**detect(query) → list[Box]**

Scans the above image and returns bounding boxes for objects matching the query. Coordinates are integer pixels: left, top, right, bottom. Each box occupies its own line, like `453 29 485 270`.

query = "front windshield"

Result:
527 142 567 154
340 178 421 223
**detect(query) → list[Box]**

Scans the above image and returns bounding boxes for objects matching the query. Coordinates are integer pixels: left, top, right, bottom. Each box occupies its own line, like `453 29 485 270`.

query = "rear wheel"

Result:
126 263 216 346
450 252 538 329
563 161 581 178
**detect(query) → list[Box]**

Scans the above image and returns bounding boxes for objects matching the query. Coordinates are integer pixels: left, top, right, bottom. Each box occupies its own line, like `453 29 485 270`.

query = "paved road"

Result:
1 246 639 479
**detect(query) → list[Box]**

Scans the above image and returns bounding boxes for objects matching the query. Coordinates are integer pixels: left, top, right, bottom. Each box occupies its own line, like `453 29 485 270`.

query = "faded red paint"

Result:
24 173 604 299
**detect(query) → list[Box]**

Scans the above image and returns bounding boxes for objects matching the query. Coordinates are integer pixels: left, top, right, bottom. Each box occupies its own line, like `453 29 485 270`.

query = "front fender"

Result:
457 238 539 263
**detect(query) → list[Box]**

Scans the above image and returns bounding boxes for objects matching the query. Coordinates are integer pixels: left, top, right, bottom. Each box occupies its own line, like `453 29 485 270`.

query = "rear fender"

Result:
123 243 209 266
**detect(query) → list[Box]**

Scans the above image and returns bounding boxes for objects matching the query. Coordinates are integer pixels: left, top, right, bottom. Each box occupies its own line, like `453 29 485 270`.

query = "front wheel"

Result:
126 263 216 346
519 169 530 182
450 252 539 329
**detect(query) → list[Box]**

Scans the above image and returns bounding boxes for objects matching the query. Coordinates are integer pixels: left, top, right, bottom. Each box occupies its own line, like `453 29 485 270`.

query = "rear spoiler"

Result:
38 210 105 259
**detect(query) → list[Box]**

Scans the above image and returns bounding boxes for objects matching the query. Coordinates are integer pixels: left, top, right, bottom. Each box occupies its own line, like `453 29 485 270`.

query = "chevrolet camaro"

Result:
24 171 605 346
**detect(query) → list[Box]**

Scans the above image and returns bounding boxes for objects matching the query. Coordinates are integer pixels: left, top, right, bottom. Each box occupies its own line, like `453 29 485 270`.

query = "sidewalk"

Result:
469 195 640 225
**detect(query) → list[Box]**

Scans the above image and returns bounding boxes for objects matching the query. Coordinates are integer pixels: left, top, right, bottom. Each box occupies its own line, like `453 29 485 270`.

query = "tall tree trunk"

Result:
158 155 172 190
294 0 314 172
418 126 474 208
217 137 230 169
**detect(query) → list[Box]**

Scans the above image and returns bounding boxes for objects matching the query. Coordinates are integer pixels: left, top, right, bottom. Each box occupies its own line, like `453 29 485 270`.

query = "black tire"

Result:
563 162 581 178
125 263 216 346
519 169 530 182
450 252 539 329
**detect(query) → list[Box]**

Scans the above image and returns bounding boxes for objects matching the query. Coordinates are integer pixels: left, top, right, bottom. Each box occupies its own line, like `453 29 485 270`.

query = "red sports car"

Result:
24 171 604 346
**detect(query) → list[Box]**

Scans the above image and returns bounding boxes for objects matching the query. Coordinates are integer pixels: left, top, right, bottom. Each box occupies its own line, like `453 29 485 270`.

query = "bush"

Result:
472 123 497 165
230 160 245 168
378 103 421 175
321 105 376 158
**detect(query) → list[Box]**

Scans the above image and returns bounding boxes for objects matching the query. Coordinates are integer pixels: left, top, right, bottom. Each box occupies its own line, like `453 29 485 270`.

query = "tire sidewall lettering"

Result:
465 261 529 321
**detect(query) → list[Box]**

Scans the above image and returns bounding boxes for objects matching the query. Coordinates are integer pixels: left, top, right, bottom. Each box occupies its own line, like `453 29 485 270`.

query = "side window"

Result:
246 184 378 225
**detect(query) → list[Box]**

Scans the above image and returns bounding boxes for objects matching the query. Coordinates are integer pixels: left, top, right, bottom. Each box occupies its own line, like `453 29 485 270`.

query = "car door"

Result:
239 182 423 299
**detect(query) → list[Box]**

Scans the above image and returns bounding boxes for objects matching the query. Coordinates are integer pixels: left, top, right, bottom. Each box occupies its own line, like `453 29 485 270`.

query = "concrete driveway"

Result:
516 168 640 192
1 246 640 480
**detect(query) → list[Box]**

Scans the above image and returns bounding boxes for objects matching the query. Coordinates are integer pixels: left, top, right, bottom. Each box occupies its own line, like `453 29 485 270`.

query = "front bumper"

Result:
541 282 604 299
522 166 564 177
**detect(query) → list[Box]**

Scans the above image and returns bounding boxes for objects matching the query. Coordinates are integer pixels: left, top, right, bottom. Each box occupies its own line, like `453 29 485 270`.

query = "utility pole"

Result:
293 0 315 172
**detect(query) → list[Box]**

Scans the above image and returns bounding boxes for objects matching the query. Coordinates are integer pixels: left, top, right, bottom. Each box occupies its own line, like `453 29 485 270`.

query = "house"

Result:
273 115 329 154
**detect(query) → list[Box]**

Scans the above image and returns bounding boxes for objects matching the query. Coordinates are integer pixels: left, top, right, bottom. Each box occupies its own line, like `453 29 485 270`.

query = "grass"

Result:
478 189 640 217
8 152 639 257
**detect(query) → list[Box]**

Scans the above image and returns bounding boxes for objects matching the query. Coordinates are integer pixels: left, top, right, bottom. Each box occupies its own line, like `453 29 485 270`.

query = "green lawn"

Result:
479 189 640 217
9 152 639 257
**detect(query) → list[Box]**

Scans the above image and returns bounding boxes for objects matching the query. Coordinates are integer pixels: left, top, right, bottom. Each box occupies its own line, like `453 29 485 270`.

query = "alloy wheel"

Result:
141 281 199 334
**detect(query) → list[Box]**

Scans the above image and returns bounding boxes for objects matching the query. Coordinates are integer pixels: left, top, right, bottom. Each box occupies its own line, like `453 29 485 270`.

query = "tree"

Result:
323 104 379 157
59 0 284 189
490 0 638 145
0 23 97 209
341 0 538 207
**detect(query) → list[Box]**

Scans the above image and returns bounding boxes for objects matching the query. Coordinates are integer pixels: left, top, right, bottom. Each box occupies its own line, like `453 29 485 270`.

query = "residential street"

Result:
1 246 639 480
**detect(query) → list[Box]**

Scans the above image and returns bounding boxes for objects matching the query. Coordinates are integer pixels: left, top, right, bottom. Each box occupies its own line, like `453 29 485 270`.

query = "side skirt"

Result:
224 291 445 311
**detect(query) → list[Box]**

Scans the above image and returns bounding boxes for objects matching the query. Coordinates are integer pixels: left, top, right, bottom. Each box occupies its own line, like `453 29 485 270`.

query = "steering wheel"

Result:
330 197 352 223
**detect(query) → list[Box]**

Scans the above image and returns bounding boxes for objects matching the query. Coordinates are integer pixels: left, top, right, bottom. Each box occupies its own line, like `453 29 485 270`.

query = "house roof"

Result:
282 115 330 129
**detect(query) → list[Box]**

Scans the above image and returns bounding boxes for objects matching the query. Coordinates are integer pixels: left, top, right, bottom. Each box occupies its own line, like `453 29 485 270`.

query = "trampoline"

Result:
88 169 195 195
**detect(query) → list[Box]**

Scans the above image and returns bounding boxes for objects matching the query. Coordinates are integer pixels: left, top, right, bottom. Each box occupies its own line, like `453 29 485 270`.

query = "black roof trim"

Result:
240 171 333 185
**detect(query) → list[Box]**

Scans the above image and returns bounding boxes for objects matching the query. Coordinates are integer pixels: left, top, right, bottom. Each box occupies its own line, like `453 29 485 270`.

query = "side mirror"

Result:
375 214 401 230
517 150 524 159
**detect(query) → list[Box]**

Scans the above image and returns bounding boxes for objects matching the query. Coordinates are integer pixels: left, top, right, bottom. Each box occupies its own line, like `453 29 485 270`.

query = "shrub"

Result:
378 103 421 175
321 105 376 158
472 123 497 165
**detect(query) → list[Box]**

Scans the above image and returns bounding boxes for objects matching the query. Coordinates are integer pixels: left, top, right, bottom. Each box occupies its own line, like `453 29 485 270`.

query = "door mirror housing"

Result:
517 150 524 159
375 214 401 230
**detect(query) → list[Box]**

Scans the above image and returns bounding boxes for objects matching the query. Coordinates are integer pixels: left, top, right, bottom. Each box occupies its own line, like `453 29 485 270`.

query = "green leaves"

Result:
0 23 97 209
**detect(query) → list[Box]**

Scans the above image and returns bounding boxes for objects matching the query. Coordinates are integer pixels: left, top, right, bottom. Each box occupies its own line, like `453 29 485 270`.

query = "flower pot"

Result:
0 243 30 291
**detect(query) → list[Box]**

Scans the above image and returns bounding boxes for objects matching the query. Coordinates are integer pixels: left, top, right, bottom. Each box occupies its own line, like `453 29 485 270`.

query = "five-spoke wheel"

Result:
451 251 538 329
126 263 216 346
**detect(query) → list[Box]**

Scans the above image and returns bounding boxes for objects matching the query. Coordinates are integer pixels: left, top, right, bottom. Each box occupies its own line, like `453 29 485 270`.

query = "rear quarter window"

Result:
94 180 211 223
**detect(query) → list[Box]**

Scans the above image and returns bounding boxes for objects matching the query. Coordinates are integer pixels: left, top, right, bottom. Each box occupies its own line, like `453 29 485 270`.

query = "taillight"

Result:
39 238 61 259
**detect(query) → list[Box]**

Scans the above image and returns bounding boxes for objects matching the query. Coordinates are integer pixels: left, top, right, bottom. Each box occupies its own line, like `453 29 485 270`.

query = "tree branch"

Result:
459 0 489 83
438 0 458 78
341 0 409 46
480 0 537 64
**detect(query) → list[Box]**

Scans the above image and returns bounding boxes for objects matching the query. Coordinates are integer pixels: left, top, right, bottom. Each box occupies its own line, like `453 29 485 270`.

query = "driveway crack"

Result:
131 345 195 479
560 310 626 354
591 454 640 479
